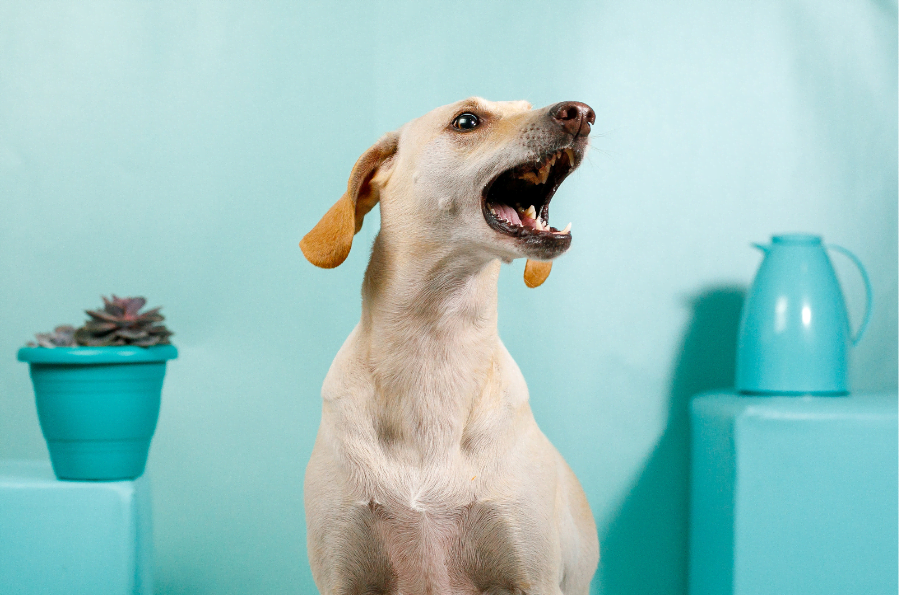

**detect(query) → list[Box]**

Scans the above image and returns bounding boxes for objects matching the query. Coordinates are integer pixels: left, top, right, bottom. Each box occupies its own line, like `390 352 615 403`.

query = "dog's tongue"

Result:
493 204 545 230
494 204 521 226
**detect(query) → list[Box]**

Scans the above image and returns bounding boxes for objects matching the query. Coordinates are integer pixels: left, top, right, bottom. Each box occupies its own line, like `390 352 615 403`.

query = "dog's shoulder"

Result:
495 339 530 407
321 324 375 403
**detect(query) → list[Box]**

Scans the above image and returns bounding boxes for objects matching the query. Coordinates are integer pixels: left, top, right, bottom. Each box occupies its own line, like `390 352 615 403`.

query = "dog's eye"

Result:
452 113 480 131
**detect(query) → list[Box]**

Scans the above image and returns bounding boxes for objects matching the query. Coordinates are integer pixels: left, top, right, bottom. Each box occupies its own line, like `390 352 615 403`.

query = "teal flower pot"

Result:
17 345 177 481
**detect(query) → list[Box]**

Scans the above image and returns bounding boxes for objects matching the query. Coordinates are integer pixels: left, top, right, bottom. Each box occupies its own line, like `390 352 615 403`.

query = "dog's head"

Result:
300 98 594 287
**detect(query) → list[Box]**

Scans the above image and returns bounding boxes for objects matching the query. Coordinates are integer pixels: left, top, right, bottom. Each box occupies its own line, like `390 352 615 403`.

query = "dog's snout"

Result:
549 101 595 138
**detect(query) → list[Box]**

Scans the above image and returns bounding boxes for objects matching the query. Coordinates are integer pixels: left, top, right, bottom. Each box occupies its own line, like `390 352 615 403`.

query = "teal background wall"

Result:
1 2 895 593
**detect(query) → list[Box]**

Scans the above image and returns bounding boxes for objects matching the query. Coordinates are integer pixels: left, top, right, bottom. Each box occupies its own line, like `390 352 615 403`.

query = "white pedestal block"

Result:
0 461 152 595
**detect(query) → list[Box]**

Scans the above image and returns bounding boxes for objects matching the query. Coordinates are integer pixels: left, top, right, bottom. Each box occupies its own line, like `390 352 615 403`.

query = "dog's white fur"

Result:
302 98 598 594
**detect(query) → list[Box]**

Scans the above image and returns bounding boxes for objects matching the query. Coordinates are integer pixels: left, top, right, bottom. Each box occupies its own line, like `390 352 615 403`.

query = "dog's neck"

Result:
358 231 503 459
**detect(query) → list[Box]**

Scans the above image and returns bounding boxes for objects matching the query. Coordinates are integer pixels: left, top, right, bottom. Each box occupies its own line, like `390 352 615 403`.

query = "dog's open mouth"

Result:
482 147 578 250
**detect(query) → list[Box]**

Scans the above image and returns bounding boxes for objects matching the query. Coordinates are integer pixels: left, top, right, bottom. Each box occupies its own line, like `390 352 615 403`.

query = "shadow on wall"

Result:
598 286 746 595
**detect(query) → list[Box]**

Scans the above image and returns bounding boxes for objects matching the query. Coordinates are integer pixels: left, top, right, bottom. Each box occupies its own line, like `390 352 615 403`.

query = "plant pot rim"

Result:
18 344 178 364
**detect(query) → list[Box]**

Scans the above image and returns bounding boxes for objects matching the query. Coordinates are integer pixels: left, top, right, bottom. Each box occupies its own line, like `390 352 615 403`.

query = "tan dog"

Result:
301 98 598 595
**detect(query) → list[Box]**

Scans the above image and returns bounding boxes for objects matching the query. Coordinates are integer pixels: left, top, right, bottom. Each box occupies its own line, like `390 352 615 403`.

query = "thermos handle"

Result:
826 244 873 345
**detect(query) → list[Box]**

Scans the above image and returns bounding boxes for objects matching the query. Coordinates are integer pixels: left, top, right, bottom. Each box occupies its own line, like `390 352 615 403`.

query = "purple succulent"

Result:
73 295 173 347
29 325 77 348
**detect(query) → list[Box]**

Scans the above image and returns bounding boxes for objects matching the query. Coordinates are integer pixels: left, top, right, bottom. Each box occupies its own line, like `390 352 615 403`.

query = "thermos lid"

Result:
771 233 821 245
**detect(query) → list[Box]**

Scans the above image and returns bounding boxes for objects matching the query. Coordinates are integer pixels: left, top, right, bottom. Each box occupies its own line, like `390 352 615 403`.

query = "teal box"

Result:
689 391 897 595
0 461 153 594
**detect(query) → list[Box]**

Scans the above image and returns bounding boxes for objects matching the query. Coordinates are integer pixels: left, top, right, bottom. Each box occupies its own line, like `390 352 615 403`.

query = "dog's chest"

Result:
322 334 543 592
351 486 537 595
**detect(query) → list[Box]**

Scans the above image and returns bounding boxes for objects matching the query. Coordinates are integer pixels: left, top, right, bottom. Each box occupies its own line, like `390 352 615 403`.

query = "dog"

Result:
300 98 599 595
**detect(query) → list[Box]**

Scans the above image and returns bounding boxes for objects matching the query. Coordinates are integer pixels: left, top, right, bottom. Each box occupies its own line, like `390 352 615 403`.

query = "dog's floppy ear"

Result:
300 132 398 268
524 259 552 288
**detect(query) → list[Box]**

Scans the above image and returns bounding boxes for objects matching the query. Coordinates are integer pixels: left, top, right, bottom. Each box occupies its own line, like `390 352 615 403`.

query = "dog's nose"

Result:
549 102 595 138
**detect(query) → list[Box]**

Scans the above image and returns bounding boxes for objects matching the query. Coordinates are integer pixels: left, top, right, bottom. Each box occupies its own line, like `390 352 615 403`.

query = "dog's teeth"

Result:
534 218 544 231
536 162 551 184
565 148 575 163
560 222 571 234
525 205 537 219
519 171 540 184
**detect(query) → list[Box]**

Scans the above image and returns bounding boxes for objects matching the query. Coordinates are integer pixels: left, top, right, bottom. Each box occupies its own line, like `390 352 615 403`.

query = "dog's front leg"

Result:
305 436 397 595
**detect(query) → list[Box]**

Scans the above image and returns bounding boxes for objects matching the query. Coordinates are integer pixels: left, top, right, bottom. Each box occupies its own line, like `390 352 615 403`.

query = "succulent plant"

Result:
74 296 173 347
30 325 77 348
29 295 173 348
